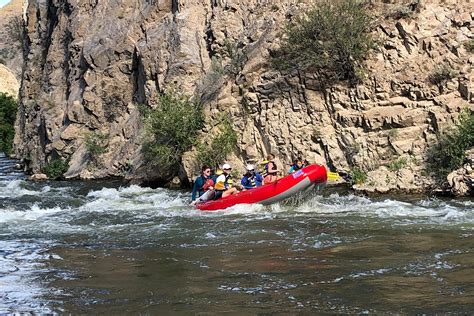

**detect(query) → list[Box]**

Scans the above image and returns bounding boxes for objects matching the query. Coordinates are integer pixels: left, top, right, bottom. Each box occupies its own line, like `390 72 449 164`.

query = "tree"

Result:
0 93 17 155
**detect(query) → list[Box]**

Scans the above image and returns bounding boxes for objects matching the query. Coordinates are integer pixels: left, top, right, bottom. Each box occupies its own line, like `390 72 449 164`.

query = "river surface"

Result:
0 155 473 314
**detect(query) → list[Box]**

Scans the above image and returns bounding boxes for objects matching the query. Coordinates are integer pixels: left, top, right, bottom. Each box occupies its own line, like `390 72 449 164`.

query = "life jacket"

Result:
202 178 214 191
225 174 233 189
246 173 257 188
197 175 209 196
291 163 304 172
264 161 278 176
215 174 233 191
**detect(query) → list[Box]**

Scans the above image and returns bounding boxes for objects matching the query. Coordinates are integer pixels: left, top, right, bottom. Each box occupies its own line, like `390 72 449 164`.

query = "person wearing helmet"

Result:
213 163 238 200
241 164 263 190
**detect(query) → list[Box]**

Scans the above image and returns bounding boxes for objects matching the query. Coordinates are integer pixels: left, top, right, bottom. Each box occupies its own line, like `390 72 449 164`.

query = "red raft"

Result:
195 164 328 211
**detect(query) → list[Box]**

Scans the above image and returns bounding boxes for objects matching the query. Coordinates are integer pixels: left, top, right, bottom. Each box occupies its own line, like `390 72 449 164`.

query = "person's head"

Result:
296 158 303 168
266 153 275 161
246 164 255 175
222 163 232 175
201 165 211 177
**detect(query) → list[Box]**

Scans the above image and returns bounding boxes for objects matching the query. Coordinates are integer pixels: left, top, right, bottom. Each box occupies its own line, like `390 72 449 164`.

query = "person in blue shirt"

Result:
289 158 305 174
191 165 213 202
241 164 263 190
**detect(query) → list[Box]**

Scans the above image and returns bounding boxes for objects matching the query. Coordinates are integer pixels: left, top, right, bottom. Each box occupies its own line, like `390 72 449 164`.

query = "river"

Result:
0 154 473 313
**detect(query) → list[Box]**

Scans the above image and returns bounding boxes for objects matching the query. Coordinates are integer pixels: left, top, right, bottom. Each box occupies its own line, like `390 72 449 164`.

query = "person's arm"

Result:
191 177 202 200
256 173 264 186
289 166 295 174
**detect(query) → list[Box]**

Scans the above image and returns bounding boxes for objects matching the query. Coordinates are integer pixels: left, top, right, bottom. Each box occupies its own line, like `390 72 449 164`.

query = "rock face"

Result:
0 0 23 97
0 0 23 80
0 64 19 98
14 0 474 193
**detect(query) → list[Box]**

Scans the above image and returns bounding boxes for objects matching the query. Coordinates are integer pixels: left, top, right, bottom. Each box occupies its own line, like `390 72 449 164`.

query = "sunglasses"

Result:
204 170 211 173
224 168 232 170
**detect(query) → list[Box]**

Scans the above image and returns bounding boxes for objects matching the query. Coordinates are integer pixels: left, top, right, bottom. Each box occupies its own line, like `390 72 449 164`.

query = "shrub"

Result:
428 63 458 85
273 0 374 85
196 116 237 169
197 57 225 103
388 157 407 171
0 93 17 155
464 39 474 53
349 167 368 185
427 109 474 180
84 131 109 158
222 39 246 76
142 89 204 168
387 128 399 140
42 159 69 179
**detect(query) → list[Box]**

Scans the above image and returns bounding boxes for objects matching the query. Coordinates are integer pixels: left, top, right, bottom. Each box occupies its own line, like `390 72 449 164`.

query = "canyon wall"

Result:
0 0 23 97
15 0 473 192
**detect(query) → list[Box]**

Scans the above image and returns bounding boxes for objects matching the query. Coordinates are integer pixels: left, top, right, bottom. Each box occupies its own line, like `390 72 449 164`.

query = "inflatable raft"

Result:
195 164 328 211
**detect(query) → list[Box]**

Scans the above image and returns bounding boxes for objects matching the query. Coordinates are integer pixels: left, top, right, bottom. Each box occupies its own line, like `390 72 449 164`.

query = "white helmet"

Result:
222 163 232 170
246 164 255 171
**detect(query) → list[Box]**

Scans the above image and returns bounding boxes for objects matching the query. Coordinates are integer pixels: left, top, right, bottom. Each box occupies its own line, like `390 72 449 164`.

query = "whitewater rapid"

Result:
0 167 472 313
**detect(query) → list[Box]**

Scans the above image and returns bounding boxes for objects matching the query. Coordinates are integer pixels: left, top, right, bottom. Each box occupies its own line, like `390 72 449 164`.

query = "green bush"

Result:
388 157 407 171
464 39 474 53
42 159 69 179
85 131 109 159
197 57 225 103
0 93 17 155
428 63 458 85
222 39 246 76
273 0 374 85
349 167 368 185
427 110 474 180
142 89 204 167
196 117 237 169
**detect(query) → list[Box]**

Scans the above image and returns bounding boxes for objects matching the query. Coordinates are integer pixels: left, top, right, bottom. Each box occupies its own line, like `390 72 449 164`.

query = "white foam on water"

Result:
0 180 38 198
283 193 474 225
0 204 65 224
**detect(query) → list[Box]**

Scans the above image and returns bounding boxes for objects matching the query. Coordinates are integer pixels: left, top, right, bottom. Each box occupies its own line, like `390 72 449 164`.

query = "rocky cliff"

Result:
15 0 473 193
0 0 24 97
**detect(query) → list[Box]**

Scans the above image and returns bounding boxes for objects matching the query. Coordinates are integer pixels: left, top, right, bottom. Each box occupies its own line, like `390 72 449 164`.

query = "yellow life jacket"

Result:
258 160 268 177
215 174 232 191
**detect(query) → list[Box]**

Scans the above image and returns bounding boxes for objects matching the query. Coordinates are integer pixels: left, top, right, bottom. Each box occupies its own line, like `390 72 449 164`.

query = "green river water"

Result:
0 155 473 314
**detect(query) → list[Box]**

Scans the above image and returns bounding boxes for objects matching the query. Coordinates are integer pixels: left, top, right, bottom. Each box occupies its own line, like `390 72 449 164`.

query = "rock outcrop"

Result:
0 64 19 98
0 0 23 80
447 149 474 196
14 0 474 194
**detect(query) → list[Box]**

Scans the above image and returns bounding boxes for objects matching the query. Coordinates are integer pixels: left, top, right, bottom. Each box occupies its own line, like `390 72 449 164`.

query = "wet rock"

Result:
447 149 474 196
29 173 48 181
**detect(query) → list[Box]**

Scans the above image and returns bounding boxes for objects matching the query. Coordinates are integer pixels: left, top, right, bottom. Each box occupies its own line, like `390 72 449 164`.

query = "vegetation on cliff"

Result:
196 117 238 169
273 0 374 85
141 90 204 168
0 92 17 155
42 158 69 180
428 110 474 180
85 131 109 162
